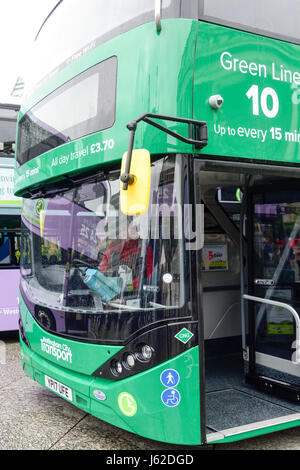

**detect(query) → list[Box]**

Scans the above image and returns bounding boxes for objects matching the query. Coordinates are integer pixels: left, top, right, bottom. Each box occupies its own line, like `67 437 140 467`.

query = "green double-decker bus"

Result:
15 0 300 445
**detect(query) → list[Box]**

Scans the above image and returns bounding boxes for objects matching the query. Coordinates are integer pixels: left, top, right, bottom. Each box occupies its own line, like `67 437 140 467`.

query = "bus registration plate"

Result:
45 375 73 402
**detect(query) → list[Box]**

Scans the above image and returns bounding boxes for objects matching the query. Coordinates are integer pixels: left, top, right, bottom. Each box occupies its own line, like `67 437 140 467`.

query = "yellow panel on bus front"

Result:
120 149 151 216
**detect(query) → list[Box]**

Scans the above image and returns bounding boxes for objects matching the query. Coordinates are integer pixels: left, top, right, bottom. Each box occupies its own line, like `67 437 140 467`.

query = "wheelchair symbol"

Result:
161 388 181 407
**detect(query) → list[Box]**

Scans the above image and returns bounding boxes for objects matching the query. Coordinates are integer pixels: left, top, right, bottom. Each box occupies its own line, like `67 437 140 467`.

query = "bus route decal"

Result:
50 139 115 169
216 49 300 144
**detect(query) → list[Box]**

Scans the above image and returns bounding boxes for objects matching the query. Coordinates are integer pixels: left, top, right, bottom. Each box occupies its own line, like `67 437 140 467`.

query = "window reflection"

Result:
253 193 300 289
20 155 185 339
253 189 300 360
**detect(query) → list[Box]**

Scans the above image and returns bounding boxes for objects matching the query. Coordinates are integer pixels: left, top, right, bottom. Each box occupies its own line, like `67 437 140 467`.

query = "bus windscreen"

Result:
20 155 185 341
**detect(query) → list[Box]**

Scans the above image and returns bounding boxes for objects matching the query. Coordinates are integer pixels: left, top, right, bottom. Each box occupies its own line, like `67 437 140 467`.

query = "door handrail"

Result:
243 294 300 364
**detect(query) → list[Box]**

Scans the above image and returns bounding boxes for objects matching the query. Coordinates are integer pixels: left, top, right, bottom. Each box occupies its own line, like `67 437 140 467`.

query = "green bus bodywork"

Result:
16 18 300 445
20 296 201 445
15 20 300 196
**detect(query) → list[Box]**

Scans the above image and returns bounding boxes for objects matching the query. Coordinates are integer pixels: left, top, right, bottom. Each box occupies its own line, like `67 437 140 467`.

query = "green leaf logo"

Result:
118 392 137 417
35 199 44 216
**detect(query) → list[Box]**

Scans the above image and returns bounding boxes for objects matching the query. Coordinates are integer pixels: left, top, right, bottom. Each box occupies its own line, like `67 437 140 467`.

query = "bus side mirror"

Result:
120 149 151 215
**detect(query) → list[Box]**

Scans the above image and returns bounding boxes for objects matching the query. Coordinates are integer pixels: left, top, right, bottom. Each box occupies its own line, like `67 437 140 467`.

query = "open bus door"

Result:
196 162 300 443
244 183 300 402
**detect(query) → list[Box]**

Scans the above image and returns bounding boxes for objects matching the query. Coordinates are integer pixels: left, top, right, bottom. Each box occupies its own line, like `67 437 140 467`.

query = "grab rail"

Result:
243 294 300 364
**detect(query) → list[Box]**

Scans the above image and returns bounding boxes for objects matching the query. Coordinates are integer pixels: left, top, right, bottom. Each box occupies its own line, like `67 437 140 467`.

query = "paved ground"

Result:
1 333 300 451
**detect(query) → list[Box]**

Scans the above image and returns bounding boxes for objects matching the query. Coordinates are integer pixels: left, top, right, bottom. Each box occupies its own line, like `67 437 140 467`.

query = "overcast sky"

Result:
0 0 58 104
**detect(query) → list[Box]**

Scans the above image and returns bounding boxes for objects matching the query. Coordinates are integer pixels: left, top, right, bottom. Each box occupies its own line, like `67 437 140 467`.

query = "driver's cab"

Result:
194 160 300 442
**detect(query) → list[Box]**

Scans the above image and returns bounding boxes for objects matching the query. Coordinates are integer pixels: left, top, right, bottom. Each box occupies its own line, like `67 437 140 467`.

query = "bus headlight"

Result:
111 360 123 376
93 324 171 381
138 344 153 362
115 361 123 374
124 353 136 369
140 344 153 361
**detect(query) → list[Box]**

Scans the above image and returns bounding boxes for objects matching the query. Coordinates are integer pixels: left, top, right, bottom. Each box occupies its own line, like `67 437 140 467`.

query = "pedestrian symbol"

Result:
161 388 181 407
160 369 180 388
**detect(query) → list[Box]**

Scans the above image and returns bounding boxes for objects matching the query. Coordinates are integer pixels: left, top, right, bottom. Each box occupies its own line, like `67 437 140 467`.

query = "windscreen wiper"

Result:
29 169 106 199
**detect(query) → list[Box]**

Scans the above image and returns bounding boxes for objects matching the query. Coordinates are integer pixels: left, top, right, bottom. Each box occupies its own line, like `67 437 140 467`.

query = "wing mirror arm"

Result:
120 121 137 190
120 113 208 191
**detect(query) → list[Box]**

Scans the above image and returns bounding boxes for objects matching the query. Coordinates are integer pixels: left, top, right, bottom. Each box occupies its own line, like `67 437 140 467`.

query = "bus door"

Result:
245 184 300 402
201 186 242 343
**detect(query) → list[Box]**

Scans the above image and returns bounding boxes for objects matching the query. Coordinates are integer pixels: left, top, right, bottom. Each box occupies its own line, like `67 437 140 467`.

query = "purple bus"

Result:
0 103 21 331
